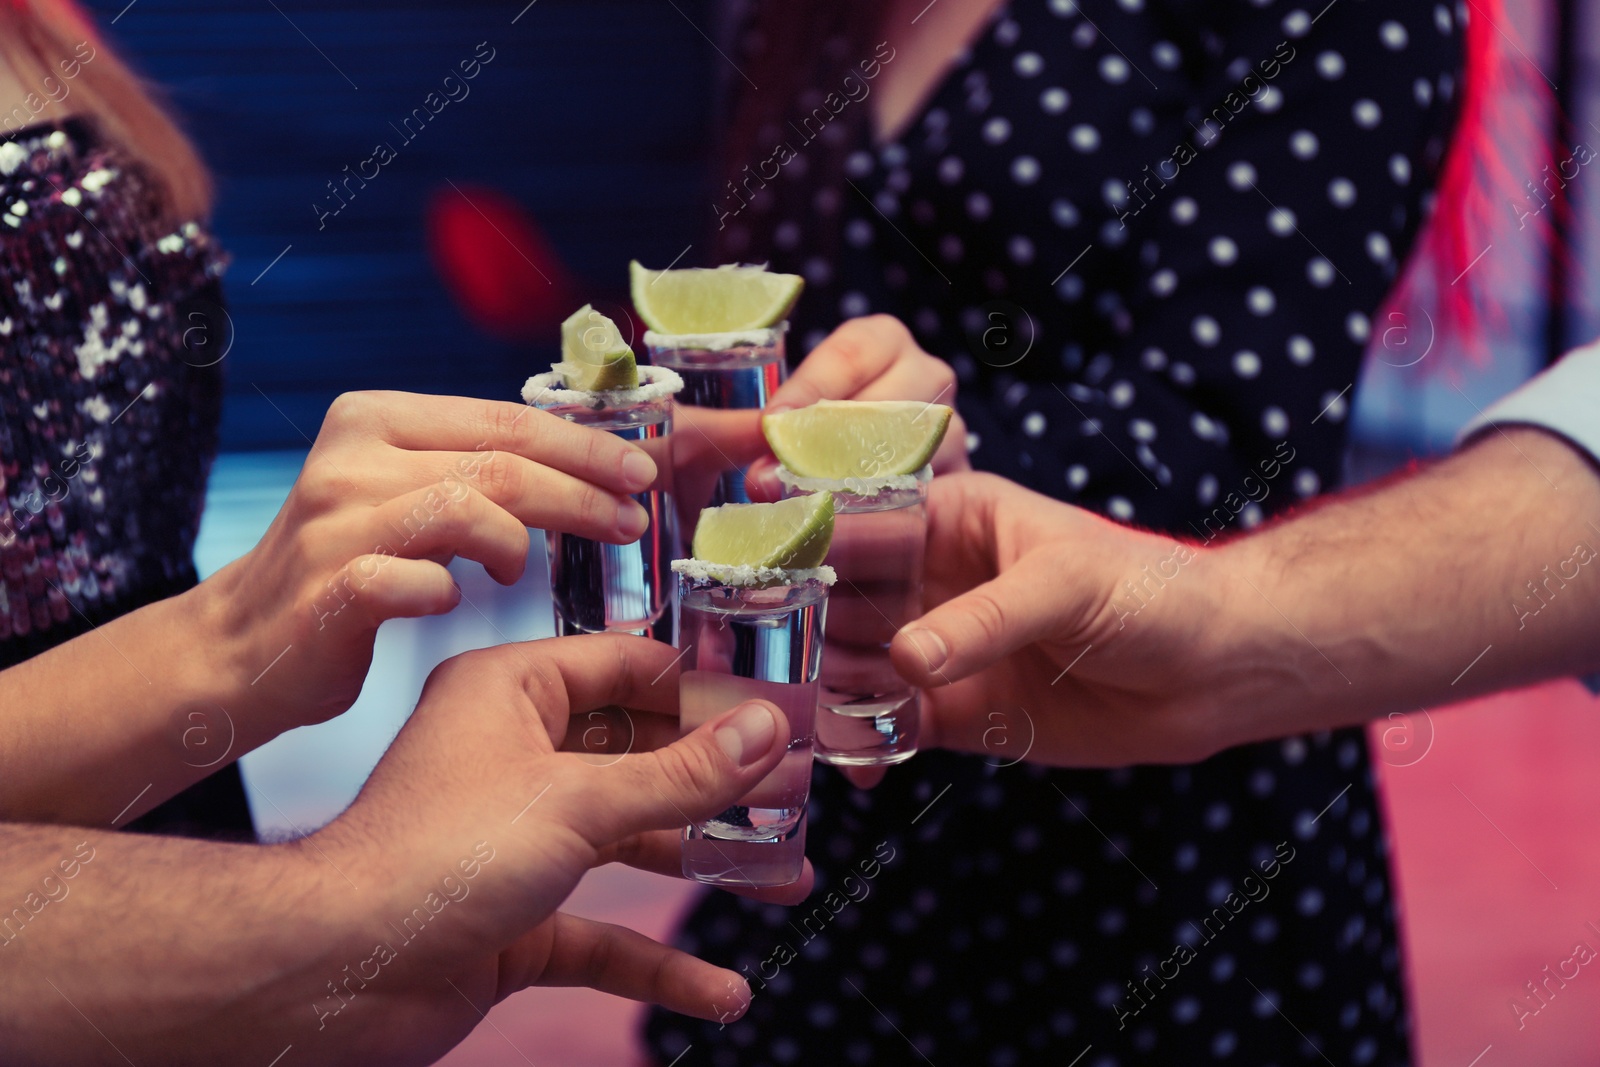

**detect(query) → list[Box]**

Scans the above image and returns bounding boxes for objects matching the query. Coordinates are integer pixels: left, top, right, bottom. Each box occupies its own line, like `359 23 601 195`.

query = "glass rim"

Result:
673 559 836 591
643 320 788 353
521 364 684 411
775 463 933 497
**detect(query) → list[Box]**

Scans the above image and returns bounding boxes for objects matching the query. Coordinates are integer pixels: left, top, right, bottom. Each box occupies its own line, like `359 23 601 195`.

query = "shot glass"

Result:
673 563 832 887
778 465 930 765
522 366 684 644
645 324 786 507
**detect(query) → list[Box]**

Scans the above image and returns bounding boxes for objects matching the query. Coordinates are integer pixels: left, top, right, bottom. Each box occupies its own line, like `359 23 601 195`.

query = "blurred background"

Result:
81 0 1600 1064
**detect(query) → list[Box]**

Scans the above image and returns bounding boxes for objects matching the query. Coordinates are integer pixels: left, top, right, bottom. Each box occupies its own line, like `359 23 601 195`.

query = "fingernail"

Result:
714 702 777 767
902 628 949 673
617 500 649 539
621 450 657 490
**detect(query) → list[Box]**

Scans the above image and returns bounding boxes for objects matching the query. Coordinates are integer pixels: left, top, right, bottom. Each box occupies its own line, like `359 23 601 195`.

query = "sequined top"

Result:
0 118 226 668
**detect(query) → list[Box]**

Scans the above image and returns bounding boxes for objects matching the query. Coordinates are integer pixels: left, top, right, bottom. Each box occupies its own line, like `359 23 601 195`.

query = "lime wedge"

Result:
630 260 804 334
763 400 954 479
558 304 638 391
691 493 835 569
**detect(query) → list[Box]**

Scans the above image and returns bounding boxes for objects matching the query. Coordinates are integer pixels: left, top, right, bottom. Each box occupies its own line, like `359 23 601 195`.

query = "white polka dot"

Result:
1040 86 1070 113
939 234 963 261
1380 20 1409 49
1346 311 1370 343
1128 418 1157 441
1129 107 1155 135
1233 350 1262 378
1288 335 1315 365
844 219 873 247
1099 55 1130 84
803 257 833 285
1307 258 1335 287
983 116 1012 145
1008 235 1035 264
774 220 801 249
1072 22 1097 48
1227 161 1257 190
1317 50 1346 79
1014 51 1045 77
1267 206 1296 236
1102 178 1129 209
1435 3 1453 32
1353 99 1383 129
1049 0 1077 15
1069 124 1101 152
1170 361 1196 385
1328 177 1357 207
1141 347 1167 370
1262 406 1289 437
1171 197 1198 224
1050 199 1080 228
967 191 992 219
1290 130 1319 160
1366 232 1392 262
1246 286 1276 315
1294 469 1320 497
1174 996 1202 1023
1414 76 1434 107
1282 9 1310 36
1208 236 1238 266
1389 154 1412 185
993 18 1021 46
1022 412 1047 437
1108 380 1135 408
1191 316 1220 347
1152 40 1181 69
966 430 981 453
1117 0 1143 9
1107 497 1135 521
1255 85 1283 113
1318 389 1349 422
1066 464 1089 490
839 291 869 318
1011 156 1041 184
937 156 964 184
1196 473 1218 505
845 151 873 178
1056 273 1083 301
1150 269 1177 296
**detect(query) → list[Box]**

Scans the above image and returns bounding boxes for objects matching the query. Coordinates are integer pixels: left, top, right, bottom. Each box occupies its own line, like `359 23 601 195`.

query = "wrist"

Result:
168 567 282 753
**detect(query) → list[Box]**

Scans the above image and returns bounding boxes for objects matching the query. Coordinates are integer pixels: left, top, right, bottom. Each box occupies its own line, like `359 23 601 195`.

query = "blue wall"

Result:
87 0 718 449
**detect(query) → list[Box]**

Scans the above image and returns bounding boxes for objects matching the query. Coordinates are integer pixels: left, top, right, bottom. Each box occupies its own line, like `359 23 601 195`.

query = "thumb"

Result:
891 555 1069 687
564 700 791 845
319 555 461 631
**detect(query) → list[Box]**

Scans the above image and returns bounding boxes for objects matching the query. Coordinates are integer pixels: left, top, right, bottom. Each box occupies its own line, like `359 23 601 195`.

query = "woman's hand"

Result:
889 472 1245 768
747 315 969 499
202 390 662 738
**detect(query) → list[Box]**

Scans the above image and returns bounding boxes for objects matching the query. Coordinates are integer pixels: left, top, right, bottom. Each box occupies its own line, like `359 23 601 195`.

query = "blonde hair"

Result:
0 0 211 223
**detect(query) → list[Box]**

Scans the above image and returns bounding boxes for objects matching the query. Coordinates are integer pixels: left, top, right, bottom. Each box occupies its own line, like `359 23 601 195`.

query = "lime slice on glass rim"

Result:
691 493 835 570
557 304 639 391
629 260 804 334
762 399 954 479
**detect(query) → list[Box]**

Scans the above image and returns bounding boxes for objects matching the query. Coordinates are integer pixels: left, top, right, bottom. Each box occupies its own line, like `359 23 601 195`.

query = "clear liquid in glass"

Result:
678 576 826 887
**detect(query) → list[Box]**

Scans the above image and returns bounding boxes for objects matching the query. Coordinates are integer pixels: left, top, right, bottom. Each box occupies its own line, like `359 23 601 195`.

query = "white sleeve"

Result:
1458 339 1600 466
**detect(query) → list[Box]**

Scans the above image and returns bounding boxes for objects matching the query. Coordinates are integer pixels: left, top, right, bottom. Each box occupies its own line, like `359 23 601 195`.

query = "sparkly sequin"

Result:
0 119 226 667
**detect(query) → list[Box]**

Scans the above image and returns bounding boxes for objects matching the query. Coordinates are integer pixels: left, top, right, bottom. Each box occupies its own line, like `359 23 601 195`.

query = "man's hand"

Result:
889 473 1242 767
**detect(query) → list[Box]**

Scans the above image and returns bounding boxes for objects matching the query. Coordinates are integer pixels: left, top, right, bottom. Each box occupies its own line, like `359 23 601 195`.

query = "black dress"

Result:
0 119 252 839
648 2 1460 1064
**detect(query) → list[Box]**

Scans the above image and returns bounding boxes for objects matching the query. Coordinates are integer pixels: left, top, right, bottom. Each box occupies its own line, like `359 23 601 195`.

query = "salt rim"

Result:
643 320 787 352
775 464 931 495
671 558 836 587
522 364 684 408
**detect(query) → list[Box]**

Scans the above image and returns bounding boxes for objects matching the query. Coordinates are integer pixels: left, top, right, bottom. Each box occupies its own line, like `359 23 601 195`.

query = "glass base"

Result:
554 609 675 645
682 816 807 887
814 696 919 766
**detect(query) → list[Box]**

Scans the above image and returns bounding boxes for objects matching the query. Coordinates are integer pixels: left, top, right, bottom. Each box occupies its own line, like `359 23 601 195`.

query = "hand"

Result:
890 473 1246 767
289 634 806 1066
197 391 662 741
747 315 969 500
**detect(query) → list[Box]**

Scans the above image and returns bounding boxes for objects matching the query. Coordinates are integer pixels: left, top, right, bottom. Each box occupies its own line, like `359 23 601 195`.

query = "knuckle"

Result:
649 740 723 803
483 399 529 452
962 589 1011 646
324 391 374 433
474 452 520 501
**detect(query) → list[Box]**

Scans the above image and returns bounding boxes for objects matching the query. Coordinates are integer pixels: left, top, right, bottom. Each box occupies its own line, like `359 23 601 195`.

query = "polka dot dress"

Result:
648 3 1461 1064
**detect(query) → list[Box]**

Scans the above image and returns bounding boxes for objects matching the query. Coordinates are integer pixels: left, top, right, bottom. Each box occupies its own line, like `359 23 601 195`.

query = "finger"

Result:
511 635 684 746
597 829 816 904
847 349 956 406
891 558 1069 688
532 911 752 1023
930 410 972 474
551 698 791 846
325 391 658 495
369 484 532 585
559 705 680 761
768 315 913 412
838 764 888 790
328 556 460 627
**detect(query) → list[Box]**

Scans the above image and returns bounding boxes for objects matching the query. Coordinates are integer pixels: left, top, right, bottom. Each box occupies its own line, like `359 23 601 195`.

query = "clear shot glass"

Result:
644 324 786 507
522 366 683 644
778 465 930 765
673 563 833 887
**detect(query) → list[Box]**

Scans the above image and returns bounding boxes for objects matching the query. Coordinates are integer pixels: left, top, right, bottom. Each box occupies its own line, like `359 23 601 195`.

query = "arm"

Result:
0 635 800 1066
892 426 1600 766
0 391 660 827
